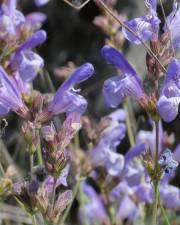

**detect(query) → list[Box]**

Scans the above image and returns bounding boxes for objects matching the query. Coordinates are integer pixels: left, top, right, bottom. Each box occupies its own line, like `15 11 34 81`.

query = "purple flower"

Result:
165 3 180 49
47 63 94 116
136 120 163 158
91 120 126 176
159 184 180 209
157 58 180 122
116 195 139 222
56 164 70 187
111 181 134 199
134 183 153 204
125 143 147 162
102 45 147 107
79 183 109 225
0 0 25 39
10 30 46 82
0 66 28 117
122 0 160 44
26 12 47 30
122 160 145 187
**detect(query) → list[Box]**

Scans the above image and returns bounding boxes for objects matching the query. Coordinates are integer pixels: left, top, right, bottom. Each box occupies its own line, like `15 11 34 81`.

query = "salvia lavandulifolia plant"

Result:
0 0 180 225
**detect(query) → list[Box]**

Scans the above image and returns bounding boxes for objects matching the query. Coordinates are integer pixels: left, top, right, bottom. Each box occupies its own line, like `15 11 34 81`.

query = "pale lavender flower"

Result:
0 0 25 39
136 120 163 158
122 0 160 44
56 164 70 187
157 59 180 122
159 184 180 209
0 66 28 117
10 30 46 82
90 119 126 176
79 183 109 225
165 3 180 49
134 183 153 204
26 12 47 30
47 63 94 116
102 45 147 107
116 195 139 222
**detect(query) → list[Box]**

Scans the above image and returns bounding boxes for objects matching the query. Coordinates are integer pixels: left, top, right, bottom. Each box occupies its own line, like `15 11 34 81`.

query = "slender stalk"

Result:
59 178 81 225
0 162 5 175
152 180 159 225
32 215 38 225
159 198 170 225
123 100 135 147
155 121 159 170
152 121 160 225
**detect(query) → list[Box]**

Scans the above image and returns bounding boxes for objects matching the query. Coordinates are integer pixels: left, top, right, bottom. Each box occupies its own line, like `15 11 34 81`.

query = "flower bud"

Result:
22 121 38 154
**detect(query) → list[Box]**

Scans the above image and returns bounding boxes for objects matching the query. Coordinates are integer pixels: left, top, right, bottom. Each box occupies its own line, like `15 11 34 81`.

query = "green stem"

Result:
59 178 81 225
32 215 38 225
152 180 159 225
159 202 170 225
123 99 135 147
152 121 160 225
0 162 5 175
158 191 170 225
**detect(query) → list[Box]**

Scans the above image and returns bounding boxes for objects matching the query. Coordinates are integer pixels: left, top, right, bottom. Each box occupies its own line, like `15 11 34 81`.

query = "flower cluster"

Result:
0 1 179 225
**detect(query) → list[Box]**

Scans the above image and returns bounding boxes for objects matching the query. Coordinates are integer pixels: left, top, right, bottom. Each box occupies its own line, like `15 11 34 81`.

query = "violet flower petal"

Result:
0 66 23 111
157 95 180 122
116 195 139 222
166 4 180 49
48 63 94 115
122 13 160 44
125 143 147 162
101 45 141 82
18 30 47 51
48 90 87 116
134 183 153 203
80 183 109 225
16 51 44 82
0 104 9 115
103 74 145 108
56 164 70 187
160 184 180 209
